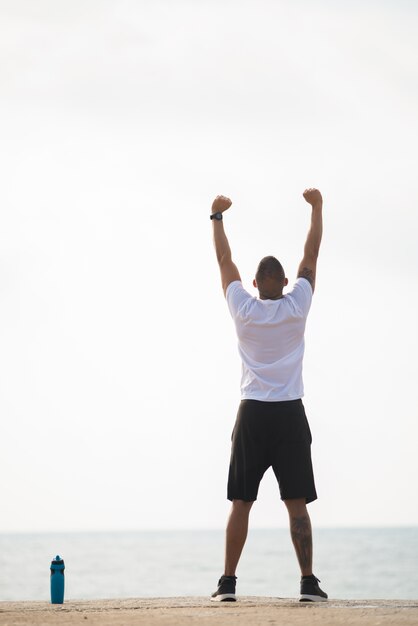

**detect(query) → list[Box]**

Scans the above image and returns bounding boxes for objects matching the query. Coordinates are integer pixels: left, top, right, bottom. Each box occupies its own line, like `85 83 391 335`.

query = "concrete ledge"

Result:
1 597 418 625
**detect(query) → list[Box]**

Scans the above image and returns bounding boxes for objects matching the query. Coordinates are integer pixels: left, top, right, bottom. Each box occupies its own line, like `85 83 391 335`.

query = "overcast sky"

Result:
1 0 417 533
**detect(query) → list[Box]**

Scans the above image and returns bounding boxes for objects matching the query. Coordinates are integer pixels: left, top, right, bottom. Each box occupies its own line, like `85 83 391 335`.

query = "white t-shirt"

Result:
226 278 313 401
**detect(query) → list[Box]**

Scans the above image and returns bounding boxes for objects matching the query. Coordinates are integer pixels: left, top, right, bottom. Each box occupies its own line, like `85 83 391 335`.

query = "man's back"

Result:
226 277 313 402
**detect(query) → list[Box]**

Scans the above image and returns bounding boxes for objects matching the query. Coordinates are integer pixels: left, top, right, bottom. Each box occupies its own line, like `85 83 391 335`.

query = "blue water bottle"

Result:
50 555 65 604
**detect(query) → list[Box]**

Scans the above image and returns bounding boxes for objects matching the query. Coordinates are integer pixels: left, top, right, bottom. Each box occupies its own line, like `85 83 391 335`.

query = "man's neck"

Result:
259 293 284 300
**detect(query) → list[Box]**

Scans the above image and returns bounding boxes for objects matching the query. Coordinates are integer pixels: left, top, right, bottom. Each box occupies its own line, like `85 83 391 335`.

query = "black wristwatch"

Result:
210 212 223 221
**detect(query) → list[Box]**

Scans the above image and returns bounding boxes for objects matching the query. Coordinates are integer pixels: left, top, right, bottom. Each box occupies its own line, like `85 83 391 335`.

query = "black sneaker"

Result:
211 575 237 602
300 575 328 602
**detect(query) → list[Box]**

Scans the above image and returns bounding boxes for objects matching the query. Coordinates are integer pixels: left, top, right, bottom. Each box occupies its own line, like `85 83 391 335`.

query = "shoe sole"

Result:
300 594 328 602
211 594 236 602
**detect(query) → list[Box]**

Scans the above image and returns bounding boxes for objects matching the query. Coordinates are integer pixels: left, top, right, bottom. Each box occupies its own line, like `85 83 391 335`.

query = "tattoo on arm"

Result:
297 266 314 288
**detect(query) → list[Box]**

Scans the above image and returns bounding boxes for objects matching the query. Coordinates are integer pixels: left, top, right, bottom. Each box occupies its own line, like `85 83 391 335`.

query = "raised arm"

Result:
211 195 241 296
297 188 323 293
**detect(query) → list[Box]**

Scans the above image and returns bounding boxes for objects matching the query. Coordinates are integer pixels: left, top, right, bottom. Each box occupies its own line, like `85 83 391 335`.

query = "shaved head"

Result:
255 256 287 299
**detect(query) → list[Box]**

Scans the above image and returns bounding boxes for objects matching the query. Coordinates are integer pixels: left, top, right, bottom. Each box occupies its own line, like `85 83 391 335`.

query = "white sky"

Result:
1 0 417 532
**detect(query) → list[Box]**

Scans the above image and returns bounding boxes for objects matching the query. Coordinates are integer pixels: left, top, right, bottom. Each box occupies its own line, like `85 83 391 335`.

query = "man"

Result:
210 188 327 603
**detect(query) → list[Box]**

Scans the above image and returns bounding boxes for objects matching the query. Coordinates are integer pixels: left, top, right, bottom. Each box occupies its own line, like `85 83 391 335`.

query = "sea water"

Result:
0 528 417 601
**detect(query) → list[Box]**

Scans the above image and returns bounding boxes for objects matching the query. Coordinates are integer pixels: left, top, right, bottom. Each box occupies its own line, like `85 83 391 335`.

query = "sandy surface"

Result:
1 597 418 626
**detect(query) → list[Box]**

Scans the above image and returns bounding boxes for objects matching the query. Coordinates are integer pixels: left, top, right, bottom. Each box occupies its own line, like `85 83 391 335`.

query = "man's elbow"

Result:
303 248 320 266
217 252 232 267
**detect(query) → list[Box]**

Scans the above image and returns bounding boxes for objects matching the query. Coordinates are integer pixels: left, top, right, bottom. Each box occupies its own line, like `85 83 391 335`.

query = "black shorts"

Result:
227 399 317 504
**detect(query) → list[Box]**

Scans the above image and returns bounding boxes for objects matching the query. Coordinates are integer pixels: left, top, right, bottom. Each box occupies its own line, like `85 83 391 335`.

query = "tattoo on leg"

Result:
290 515 312 573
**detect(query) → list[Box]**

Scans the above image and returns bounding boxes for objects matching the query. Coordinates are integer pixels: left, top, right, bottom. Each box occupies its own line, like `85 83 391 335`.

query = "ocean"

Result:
0 528 417 602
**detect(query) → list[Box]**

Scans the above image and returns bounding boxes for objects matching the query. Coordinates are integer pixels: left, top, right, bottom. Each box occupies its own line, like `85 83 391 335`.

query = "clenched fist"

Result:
212 195 232 214
303 188 322 208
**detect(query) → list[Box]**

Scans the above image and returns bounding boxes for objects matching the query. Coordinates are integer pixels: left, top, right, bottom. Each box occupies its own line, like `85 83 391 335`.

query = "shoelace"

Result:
219 575 237 584
302 575 320 583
